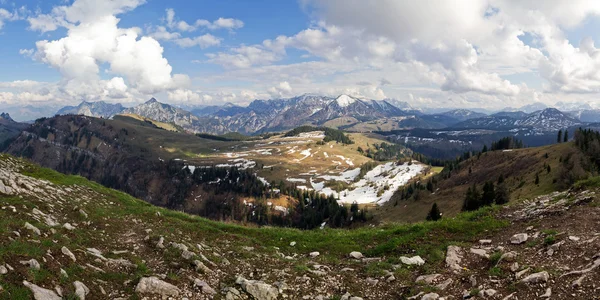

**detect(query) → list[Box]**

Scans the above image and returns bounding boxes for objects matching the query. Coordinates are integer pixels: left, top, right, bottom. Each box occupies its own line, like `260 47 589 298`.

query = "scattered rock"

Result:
400 255 425 266
569 236 580 241
349 251 364 259
0 265 7 275
510 233 528 244
415 274 442 284
309 251 320 258
135 277 180 297
73 281 90 300
20 259 40 270
469 248 489 259
421 292 439 300
478 289 497 298
24 222 41 235
61 246 76 262
541 288 552 298
62 223 75 230
521 271 549 284
193 260 213 274
23 281 61 300
236 276 279 300
479 239 492 245
446 245 463 272
290 241 296 246
194 279 216 295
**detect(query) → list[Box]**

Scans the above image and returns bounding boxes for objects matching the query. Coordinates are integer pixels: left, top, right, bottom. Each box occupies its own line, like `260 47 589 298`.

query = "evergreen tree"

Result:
426 203 442 221
535 173 540 185
494 183 509 205
558 130 563 143
462 184 481 211
481 181 495 206
564 130 569 142
547 165 551 174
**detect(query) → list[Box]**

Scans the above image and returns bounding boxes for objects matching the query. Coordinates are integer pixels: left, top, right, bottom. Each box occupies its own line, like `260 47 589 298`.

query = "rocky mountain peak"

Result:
0 112 13 121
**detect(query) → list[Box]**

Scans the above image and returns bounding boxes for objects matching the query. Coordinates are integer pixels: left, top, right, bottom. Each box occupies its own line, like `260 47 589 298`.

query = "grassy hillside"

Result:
375 142 585 223
114 113 184 132
0 154 508 299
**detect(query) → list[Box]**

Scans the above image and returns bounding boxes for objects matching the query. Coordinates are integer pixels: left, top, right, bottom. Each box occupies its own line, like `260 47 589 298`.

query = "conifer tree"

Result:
426 203 442 221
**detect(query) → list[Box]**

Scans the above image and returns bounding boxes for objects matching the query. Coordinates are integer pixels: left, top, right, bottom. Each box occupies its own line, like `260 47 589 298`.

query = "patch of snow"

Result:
335 94 356 107
309 162 425 205
287 178 307 183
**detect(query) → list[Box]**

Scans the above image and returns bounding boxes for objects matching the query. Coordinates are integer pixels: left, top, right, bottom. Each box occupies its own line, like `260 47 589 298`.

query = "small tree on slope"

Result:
426 203 442 221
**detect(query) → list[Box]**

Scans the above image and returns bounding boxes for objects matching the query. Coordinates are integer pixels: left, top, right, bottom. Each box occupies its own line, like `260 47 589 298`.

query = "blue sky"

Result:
3 0 600 120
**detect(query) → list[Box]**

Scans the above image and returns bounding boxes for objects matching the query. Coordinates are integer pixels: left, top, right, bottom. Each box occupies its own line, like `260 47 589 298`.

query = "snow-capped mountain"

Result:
514 108 580 130
56 101 125 118
454 108 580 131
568 109 600 123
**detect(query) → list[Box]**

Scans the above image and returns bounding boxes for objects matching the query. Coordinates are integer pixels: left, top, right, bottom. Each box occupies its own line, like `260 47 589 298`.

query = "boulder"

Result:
24 222 41 235
61 246 76 262
421 292 439 300
521 271 549 284
415 274 442 284
510 233 528 244
236 276 279 300
309 251 320 258
73 281 89 300
23 281 61 300
400 256 425 266
470 248 489 259
446 246 463 272
349 251 364 259
194 279 216 295
135 277 180 296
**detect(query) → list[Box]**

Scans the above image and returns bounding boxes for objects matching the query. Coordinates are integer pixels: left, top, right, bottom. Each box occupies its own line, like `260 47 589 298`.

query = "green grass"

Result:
574 176 600 189
18 157 510 260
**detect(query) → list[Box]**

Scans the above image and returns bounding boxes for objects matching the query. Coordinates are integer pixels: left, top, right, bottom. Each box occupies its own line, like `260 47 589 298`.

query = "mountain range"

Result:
52 95 600 134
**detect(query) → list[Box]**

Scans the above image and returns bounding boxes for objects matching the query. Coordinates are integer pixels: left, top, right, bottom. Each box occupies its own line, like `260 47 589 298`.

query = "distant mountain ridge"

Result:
453 108 581 131
52 95 600 134
56 101 125 118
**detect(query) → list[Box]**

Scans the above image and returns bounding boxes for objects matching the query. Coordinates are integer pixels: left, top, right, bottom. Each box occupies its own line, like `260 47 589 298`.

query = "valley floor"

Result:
1 154 599 299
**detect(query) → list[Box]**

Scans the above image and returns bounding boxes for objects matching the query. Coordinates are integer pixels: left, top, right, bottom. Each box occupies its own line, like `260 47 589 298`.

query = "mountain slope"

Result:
2 153 600 299
56 101 125 118
452 108 581 131
0 112 27 145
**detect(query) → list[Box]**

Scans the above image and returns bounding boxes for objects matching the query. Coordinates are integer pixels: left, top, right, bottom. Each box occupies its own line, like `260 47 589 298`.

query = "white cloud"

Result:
30 0 187 99
164 8 243 31
173 34 221 48
206 45 283 68
167 89 213 103
268 81 293 98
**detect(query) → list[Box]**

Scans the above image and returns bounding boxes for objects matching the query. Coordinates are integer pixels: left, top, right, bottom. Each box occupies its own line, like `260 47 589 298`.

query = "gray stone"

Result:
415 274 442 284
73 281 89 300
20 259 40 270
194 279 216 295
61 246 76 262
469 248 489 259
400 255 425 266
23 281 61 300
236 276 279 300
135 277 180 296
421 293 439 300
349 251 363 259
510 233 528 244
24 222 41 235
521 271 549 284
446 245 463 272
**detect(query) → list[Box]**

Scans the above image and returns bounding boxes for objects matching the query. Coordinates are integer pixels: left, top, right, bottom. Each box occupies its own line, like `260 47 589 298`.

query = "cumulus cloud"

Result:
173 34 221 48
26 0 188 104
164 8 244 31
268 81 293 98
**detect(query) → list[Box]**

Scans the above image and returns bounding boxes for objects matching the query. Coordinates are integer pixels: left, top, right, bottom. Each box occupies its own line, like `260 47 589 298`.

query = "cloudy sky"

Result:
2 0 600 114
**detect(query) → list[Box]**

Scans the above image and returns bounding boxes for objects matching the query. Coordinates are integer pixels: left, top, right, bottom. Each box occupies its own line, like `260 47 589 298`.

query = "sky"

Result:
3 0 600 116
